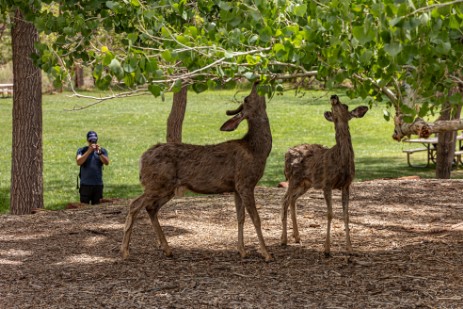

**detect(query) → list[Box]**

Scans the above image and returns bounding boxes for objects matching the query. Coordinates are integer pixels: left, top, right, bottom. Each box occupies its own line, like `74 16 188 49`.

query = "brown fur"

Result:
121 83 273 261
281 95 368 256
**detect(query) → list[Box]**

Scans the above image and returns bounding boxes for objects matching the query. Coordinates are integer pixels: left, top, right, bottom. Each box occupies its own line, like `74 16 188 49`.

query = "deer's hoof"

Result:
263 253 274 262
163 249 173 258
121 249 129 260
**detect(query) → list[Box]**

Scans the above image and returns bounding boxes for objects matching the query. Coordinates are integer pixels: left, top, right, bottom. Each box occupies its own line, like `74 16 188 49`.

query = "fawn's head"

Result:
324 95 369 124
220 82 266 132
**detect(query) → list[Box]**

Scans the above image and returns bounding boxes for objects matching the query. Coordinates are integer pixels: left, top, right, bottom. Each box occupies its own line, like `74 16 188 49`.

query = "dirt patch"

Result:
1 179 462 308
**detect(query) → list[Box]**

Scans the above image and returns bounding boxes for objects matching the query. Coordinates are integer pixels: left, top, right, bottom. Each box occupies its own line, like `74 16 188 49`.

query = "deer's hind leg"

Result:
341 187 353 254
237 188 272 262
121 195 151 259
281 180 310 245
323 188 333 257
234 192 247 259
145 193 175 257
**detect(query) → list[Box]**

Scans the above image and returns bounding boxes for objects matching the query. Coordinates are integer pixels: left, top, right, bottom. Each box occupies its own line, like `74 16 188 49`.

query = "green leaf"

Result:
352 26 374 45
148 84 162 97
172 79 183 93
95 75 112 90
293 4 307 17
359 49 373 65
449 15 460 30
192 82 208 94
109 59 124 80
246 55 260 65
145 58 158 73
106 1 116 9
384 43 402 57
127 33 138 44
123 63 135 73
176 35 189 45
449 93 462 105
123 74 135 87
161 50 172 62
258 26 272 43
187 26 198 38
207 80 217 90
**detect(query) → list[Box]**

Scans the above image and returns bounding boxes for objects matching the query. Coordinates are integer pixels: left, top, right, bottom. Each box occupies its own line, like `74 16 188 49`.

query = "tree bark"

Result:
435 104 455 178
393 116 463 140
74 63 84 89
10 9 43 214
166 85 187 143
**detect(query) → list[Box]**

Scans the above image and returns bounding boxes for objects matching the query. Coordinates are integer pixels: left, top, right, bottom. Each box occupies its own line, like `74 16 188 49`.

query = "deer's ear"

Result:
350 106 369 118
220 113 245 131
324 111 334 122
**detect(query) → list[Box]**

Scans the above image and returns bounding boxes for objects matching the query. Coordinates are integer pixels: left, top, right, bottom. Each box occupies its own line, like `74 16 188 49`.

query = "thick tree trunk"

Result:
435 104 462 178
435 104 455 179
166 85 187 143
10 9 43 214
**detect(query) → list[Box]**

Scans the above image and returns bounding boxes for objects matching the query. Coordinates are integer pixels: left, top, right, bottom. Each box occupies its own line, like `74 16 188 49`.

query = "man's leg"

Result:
79 185 92 204
91 185 104 205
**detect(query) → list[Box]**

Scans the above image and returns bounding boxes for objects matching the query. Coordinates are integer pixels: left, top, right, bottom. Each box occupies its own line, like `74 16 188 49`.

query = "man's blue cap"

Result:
87 131 98 143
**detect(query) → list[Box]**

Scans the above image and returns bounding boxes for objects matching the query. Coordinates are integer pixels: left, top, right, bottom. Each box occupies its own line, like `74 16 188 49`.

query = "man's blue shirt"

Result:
77 147 108 186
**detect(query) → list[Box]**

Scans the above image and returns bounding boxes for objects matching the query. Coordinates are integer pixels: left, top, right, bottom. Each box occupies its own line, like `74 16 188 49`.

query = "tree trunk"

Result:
435 101 462 179
435 104 455 179
166 85 187 143
10 9 43 214
74 63 84 89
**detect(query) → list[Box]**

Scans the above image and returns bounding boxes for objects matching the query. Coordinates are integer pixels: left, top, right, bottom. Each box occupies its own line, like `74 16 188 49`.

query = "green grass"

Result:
1 89 462 213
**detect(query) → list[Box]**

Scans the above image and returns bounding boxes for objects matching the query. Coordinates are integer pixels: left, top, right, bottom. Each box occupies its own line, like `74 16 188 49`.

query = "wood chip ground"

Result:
1 179 462 308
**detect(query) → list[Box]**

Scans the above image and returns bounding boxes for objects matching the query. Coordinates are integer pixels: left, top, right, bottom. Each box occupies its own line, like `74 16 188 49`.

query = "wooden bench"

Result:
403 148 430 167
0 83 13 98
454 150 463 168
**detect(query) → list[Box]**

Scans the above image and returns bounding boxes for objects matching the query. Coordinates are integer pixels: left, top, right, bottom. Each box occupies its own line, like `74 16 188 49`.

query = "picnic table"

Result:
0 83 13 98
402 134 463 167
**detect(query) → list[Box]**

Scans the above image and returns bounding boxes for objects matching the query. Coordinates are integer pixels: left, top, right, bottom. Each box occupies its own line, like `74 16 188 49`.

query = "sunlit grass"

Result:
1 88 462 213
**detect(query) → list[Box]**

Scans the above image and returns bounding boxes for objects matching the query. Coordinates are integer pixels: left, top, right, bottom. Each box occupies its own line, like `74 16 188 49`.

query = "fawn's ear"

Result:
220 113 245 131
350 106 369 118
324 111 334 122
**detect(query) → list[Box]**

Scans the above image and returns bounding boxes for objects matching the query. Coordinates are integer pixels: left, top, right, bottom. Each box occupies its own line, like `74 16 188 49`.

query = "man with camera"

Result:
76 131 109 205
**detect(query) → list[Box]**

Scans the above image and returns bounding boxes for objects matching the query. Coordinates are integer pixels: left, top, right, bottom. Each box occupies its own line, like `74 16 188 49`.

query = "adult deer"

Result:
121 83 273 261
281 95 368 256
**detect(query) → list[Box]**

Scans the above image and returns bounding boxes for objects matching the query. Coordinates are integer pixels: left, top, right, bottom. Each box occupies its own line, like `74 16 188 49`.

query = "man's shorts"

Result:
79 184 103 205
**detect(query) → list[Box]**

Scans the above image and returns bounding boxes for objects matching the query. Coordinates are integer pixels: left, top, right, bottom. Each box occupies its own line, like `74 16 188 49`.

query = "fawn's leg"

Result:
281 180 310 245
121 195 148 259
342 187 353 254
146 194 175 257
323 188 333 257
234 192 246 258
239 188 272 262
281 191 291 245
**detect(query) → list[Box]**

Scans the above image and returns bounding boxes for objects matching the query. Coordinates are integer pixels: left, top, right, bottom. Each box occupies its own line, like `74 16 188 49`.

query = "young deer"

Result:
121 83 273 261
281 95 368 256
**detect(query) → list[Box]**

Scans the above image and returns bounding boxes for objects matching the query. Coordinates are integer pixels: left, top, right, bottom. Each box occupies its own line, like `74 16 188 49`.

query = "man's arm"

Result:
76 147 93 166
98 150 109 165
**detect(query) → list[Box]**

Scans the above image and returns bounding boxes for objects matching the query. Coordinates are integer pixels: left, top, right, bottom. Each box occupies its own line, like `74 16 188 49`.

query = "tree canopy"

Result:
2 1 462 115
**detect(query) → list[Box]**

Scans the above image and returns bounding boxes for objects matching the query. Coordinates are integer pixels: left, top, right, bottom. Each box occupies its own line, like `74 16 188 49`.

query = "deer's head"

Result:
220 82 266 131
324 95 369 123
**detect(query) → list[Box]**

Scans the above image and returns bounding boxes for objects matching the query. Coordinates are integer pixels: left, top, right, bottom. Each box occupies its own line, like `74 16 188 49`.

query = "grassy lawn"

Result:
1 88 462 212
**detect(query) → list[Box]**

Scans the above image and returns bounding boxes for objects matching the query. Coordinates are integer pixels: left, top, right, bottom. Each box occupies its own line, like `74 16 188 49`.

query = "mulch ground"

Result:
1 178 462 308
